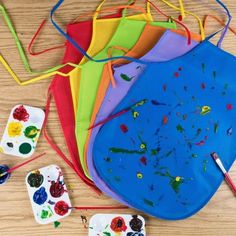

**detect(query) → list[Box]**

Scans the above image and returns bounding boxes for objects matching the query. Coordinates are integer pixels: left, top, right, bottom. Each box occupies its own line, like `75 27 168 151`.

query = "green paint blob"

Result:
19 143 32 154
214 122 219 133
176 124 185 133
54 221 61 228
103 232 111 236
120 73 134 82
201 63 205 73
41 209 53 219
24 126 39 139
109 148 145 155
143 198 154 207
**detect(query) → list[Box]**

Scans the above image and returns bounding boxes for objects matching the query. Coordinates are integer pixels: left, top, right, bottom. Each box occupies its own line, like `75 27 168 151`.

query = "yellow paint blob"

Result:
133 111 139 118
200 106 211 115
140 143 146 149
137 172 143 179
175 176 181 182
8 122 23 137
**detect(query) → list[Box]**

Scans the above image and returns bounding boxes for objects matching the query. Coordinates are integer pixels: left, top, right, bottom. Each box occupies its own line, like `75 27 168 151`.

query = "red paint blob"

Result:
120 124 128 133
174 72 179 78
50 181 65 198
110 217 127 232
140 156 147 166
54 201 69 216
226 104 233 110
201 83 206 89
163 116 168 125
13 105 29 122
178 15 183 21
195 140 205 146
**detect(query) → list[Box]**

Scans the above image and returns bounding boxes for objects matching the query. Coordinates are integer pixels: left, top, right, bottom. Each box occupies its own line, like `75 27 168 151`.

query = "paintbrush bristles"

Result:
0 172 8 178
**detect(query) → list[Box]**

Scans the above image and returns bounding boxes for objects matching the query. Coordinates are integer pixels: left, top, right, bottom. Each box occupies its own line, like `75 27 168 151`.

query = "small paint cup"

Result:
0 165 11 185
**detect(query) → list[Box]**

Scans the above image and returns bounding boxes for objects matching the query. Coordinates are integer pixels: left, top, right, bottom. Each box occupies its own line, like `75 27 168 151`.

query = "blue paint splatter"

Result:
33 187 48 205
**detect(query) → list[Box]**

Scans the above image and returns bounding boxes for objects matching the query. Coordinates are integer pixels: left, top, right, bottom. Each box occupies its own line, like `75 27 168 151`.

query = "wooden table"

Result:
0 1 235 235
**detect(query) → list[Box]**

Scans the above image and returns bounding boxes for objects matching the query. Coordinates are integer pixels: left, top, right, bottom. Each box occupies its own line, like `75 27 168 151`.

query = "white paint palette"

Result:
0 105 45 158
89 214 146 236
25 165 72 224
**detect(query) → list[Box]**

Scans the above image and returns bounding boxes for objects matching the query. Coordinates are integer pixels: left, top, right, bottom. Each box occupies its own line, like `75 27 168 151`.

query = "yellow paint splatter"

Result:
200 106 211 115
137 172 143 179
0 147 3 153
8 122 23 137
175 176 181 182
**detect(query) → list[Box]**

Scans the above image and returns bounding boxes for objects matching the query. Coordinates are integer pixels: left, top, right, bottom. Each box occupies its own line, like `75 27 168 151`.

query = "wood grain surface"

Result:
0 1 235 235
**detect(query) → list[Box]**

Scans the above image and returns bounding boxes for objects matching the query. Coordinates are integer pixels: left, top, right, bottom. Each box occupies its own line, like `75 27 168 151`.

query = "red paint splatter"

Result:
174 72 179 78
13 105 29 122
110 217 127 232
195 140 205 146
201 83 206 89
178 15 183 21
120 124 128 133
140 156 147 166
162 116 168 125
163 84 167 91
54 201 69 216
226 104 233 110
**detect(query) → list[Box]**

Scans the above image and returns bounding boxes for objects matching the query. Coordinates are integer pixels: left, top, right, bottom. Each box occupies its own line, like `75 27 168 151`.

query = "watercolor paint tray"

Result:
25 165 71 224
89 214 146 236
0 105 45 158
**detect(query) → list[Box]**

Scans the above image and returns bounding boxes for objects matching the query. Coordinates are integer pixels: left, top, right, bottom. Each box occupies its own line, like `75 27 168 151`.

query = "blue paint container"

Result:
0 165 11 185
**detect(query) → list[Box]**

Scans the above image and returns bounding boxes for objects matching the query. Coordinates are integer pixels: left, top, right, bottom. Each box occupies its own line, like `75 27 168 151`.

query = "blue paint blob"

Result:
0 165 11 185
33 187 48 205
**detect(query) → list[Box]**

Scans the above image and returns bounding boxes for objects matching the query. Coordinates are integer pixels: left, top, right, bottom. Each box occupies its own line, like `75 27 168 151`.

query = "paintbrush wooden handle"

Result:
225 173 236 195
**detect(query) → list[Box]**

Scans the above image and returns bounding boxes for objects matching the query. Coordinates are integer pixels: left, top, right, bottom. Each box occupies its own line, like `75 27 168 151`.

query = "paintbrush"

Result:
0 152 46 178
211 152 236 195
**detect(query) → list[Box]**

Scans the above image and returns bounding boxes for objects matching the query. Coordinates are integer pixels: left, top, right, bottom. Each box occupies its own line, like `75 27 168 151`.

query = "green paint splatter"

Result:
41 208 53 219
165 150 173 157
107 168 112 173
202 160 208 172
143 198 154 207
170 177 184 193
54 221 61 228
192 154 198 158
176 124 185 133
132 99 148 108
155 171 185 194
24 126 39 139
196 128 202 137
120 73 134 81
224 83 228 90
109 148 145 155
201 63 205 73
19 143 32 154
213 71 217 80
114 176 121 182
214 122 219 133
103 232 111 236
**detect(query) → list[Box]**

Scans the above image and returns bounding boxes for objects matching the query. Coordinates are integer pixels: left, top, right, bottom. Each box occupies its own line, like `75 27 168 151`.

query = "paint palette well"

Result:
89 214 146 236
25 165 72 224
0 105 45 158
